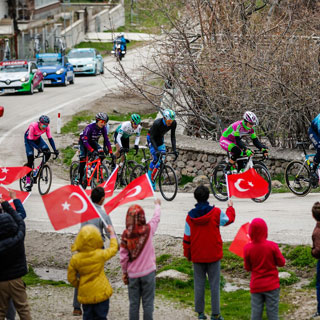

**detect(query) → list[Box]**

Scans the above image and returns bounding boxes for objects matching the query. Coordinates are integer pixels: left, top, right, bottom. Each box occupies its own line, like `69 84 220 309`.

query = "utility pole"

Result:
7 0 19 58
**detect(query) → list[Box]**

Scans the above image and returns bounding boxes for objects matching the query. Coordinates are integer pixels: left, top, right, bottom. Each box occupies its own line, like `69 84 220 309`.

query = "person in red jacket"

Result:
183 185 235 320
244 218 286 320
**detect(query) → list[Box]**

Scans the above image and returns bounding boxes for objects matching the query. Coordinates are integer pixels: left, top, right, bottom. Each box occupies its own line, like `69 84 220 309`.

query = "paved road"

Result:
0 47 318 246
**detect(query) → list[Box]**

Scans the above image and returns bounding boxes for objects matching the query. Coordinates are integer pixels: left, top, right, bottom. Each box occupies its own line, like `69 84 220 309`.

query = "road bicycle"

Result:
130 147 178 201
210 150 272 203
20 150 58 195
285 141 319 196
104 148 138 189
70 147 109 189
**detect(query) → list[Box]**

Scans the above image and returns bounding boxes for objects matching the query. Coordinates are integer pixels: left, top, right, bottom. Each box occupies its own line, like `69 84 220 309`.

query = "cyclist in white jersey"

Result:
114 114 142 162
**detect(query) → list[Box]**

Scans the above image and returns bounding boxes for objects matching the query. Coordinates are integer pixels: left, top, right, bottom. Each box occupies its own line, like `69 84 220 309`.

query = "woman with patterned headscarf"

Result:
120 199 161 320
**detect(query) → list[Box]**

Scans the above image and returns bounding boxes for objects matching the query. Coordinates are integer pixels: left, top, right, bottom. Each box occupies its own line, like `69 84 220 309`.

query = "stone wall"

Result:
167 134 305 178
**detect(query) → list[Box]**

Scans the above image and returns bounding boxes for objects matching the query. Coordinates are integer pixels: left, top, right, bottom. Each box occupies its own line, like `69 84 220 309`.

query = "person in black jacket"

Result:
0 197 31 320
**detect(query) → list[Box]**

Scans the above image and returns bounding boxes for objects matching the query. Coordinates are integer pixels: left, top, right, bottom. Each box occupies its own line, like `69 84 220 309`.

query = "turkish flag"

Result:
0 186 30 204
104 174 154 215
0 166 32 185
227 168 269 199
229 222 251 258
85 165 119 198
42 185 100 231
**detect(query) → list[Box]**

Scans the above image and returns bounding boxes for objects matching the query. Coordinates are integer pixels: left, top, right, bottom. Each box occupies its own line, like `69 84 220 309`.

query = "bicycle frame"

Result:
80 156 103 186
296 142 316 175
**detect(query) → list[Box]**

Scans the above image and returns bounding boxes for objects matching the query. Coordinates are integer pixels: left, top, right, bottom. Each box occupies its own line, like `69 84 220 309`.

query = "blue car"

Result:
36 53 75 86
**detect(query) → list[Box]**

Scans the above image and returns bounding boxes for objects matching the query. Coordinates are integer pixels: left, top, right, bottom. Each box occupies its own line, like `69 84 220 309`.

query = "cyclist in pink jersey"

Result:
219 111 268 172
24 115 59 191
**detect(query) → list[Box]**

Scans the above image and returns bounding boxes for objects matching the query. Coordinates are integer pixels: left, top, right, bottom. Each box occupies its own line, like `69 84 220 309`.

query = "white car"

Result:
0 60 44 94
67 48 104 75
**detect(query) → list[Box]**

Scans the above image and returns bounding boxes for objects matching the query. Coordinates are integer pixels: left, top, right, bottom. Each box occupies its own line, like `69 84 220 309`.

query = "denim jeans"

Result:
316 260 320 313
82 299 109 320
251 288 279 320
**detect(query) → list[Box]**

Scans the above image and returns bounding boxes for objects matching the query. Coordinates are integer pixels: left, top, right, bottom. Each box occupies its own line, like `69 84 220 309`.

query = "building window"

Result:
35 0 60 10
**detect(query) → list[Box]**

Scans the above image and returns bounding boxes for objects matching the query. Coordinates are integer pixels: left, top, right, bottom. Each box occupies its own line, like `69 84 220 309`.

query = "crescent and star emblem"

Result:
125 186 142 198
234 179 254 192
61 192 88 214
0 167 9 181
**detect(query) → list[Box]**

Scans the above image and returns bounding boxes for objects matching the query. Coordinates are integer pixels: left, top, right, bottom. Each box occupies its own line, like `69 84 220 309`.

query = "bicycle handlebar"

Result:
35 150 59 160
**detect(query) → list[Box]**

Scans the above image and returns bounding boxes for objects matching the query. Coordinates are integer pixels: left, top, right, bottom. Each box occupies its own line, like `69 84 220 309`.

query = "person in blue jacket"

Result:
309 114 320 187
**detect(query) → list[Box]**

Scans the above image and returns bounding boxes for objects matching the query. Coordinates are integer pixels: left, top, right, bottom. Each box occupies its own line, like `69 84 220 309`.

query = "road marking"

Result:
0 90 102 146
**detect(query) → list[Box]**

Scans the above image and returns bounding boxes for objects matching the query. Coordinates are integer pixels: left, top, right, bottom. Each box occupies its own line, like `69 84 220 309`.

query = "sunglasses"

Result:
98 120 106 124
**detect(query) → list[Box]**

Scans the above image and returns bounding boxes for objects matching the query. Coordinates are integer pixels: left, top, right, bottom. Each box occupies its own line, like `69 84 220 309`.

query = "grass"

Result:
155 251 291 319
60 146 76 167
61 110 158 135
23 266 69 287
179 175 194 186
74 40 138 56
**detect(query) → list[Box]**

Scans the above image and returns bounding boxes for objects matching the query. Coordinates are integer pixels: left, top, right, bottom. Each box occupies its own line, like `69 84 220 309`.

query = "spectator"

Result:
67 224 118 320
72 186 119 316
311 202 320 319
0 197 31 320
183 185 235 320
244 218 286 320
120 199 161 320
5 191 27 320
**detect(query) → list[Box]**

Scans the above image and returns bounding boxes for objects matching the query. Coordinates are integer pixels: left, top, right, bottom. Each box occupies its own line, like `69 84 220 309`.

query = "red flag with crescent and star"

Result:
85 165 119 197
227 168 269 199
229 222 251 258
0 186 30 204
104 174 154 215
42 185 100 231
0 166 32 185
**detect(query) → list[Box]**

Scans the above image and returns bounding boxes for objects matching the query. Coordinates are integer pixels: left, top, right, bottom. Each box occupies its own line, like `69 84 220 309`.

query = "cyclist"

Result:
147 109 179 186
24 115 59 191
219 111 268 172
309 113 320 187
114 114 142 162
78 112 115 188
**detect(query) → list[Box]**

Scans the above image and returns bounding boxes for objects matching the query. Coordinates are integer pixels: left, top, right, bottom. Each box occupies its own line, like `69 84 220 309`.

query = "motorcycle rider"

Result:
78 112 115 188
24 115 59 191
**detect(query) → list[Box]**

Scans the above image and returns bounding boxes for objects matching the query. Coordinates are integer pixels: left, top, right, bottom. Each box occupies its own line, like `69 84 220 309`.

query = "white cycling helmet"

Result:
243 111 259 126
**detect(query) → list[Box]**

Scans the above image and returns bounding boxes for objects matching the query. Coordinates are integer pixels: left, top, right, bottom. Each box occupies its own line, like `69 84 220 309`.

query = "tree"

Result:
111 0 320 148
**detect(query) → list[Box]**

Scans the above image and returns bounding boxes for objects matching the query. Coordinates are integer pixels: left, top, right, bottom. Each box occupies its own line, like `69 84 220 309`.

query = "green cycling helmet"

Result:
131 113 141 125
163 109 176 121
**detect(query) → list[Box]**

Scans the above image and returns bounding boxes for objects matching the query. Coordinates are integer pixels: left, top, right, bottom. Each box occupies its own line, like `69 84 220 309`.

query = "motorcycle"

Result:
111 40 126 61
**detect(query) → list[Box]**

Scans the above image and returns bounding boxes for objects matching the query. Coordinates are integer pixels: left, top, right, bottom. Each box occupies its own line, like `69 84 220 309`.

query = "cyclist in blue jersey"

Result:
78 113 115 188
147 109 178 187
309 114 320 187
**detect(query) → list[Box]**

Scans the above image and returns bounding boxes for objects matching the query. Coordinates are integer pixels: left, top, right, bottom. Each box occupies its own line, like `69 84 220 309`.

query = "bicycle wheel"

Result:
90 163 109 189
124 160 138 185
70 161 80 184
159 164 178 201
285 160 311 196
38 164 52 195
210 162 228 202
251 163 272 203
130 164 147 181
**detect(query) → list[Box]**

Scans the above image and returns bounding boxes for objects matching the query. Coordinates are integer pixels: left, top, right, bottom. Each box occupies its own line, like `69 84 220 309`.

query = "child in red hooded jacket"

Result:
244 218 285 320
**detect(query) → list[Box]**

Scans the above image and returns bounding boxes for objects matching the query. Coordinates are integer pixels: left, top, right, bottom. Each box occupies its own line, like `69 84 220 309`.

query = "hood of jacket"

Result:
249 218 268 243
188 202 215 224
71 225 103 253
0 213 18 241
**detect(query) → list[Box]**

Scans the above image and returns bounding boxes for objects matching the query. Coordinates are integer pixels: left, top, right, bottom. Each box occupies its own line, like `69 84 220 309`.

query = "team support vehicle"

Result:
67 48 104 75
0 60 44 94
36 53 74 86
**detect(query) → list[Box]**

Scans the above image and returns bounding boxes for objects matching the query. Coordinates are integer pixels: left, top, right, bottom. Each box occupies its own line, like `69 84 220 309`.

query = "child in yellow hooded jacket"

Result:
67 224 118 319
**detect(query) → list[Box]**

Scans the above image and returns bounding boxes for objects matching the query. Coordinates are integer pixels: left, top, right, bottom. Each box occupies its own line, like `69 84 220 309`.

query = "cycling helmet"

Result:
162 109 176 121
243 111 259 126
95 112 109 122
39 115 50 124
131 113 141 125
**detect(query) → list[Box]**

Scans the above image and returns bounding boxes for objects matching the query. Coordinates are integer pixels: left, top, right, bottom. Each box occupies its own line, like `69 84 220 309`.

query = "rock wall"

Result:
167 134 306 178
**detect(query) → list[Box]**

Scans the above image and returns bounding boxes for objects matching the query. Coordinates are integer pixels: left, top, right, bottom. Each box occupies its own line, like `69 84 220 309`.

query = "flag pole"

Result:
225 173 230 199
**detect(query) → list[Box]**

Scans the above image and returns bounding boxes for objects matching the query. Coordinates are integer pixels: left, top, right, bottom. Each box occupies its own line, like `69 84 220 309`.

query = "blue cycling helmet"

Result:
39 115 50 124
162 109 175 121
